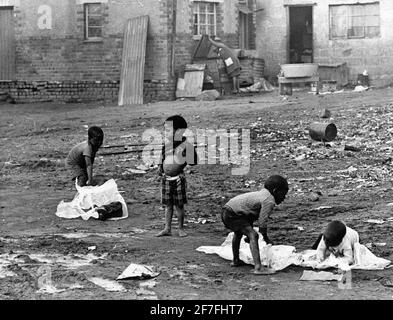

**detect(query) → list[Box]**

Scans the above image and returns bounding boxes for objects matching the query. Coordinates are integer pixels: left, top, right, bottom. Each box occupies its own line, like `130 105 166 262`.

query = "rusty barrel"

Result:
309 122 337 142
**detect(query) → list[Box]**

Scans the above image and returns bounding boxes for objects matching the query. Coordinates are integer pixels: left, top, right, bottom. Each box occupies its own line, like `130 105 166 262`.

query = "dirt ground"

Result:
2 87 393 300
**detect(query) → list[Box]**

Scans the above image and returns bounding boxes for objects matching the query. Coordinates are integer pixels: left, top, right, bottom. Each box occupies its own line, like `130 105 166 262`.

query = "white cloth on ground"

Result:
55 179 128 221
196 231 391 272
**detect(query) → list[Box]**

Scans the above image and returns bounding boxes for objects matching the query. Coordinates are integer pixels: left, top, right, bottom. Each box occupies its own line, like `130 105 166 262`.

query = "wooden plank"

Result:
176 70 205 98
0 7 15 81
278 76 319 84
118 16 149 106
185 64 206 72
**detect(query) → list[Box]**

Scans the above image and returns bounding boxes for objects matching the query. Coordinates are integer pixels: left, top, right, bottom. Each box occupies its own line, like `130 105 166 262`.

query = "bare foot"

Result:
252 268 276 275
230 260 248 267
156 229 172 237
178 230 188 238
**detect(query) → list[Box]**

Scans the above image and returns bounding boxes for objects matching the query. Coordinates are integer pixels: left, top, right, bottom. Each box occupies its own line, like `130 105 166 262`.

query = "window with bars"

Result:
84 3 103 39
193 1 218 36
330 2 380 39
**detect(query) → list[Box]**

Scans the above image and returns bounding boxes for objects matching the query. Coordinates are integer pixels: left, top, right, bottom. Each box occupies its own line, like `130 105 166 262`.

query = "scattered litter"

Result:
0 268 17 278
55 229 146 239
4 161 21 167
366 219 385 224
117 264 160 280
318 89 344 95
309 206 333 212
88 277 127 292
300 270 342 282
297 226 305 231
189 218 216 225
195 90 220 101
37 284 67 294
366 243 387 249
126 169 147 174
88 246 97 251
295 154 306 162
354 85 369 92
136 288 158 300
379 277 393 288
28 253 107 269
136 164 150 171
139 280 157 289
66 283 84 290
239 78 275 93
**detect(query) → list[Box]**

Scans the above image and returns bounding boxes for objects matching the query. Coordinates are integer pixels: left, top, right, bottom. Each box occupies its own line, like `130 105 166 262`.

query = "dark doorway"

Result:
289 6 313 64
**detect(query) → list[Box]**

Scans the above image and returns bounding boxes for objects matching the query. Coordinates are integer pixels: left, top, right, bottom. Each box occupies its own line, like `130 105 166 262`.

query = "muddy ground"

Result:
2 88 393 300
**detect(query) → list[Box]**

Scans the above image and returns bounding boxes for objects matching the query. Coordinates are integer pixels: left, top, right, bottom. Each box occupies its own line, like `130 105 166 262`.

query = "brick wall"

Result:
2 0 174 103
0 79 176 103
256 0 393 87
1 0 244 103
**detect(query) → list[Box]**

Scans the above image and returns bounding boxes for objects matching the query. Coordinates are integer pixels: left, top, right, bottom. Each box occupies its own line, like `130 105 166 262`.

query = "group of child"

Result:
65 115 360 275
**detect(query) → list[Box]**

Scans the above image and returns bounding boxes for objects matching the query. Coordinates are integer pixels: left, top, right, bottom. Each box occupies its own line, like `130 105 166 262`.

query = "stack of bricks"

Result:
0 80 119 103
143 79 176 103
0 80 176 104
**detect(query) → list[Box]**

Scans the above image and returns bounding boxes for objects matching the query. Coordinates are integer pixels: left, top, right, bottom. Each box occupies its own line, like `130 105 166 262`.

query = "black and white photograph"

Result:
1 0 393 306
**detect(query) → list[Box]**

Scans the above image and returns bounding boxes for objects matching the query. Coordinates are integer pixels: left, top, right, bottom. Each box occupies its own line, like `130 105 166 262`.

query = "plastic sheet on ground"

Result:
55 179 128 221
239 78 275 94
196 232 391 272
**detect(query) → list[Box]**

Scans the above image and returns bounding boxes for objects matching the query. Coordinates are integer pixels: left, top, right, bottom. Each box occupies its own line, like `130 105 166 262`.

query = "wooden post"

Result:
171 0 177 78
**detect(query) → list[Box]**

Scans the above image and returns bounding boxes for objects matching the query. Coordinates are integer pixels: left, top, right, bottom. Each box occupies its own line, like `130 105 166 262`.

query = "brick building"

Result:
256 0 393 87
0 0 257 103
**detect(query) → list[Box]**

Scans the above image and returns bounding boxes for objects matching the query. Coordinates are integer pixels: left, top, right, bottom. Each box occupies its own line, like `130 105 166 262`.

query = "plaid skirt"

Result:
161 175 187 207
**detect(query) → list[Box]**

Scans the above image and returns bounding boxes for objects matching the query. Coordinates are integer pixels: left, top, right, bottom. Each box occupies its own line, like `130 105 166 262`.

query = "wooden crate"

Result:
318 63 349 88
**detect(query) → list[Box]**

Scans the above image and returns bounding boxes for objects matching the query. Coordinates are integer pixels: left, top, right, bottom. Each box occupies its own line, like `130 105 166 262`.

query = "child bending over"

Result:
65 126 104 187
221 175 289 275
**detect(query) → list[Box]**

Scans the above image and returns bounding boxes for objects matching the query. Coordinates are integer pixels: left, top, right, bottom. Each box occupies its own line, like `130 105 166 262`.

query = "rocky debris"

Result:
195 90 220 101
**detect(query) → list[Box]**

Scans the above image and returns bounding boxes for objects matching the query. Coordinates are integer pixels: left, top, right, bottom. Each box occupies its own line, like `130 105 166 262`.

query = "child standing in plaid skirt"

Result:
156 115 198 238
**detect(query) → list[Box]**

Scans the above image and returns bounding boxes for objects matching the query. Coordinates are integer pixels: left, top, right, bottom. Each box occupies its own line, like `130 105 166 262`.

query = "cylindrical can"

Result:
309 122 337 142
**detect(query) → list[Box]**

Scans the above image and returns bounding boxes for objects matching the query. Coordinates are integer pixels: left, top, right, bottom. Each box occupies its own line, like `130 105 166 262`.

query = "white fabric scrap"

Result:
117 264 160 280
197 232 391 272
55 179 128 221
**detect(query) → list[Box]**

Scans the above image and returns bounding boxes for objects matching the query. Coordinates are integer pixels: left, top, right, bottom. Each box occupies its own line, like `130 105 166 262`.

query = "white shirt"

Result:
316 226 360 265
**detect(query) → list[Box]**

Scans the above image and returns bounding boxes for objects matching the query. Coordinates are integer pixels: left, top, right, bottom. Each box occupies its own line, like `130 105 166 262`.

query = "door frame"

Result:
285 4 315 64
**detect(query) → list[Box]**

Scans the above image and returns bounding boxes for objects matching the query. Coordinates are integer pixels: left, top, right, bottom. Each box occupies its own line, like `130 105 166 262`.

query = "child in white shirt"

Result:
315 221 360 265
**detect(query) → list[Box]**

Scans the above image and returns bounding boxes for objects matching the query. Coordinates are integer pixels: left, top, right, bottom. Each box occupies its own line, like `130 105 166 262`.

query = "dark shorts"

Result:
221 206 255 233
161 175 187 207
66 162 88 187
229 68 241 78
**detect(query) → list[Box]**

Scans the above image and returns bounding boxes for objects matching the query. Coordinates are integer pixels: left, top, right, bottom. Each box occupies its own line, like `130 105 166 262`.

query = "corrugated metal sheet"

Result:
0 7 15 80
118 15 149 106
